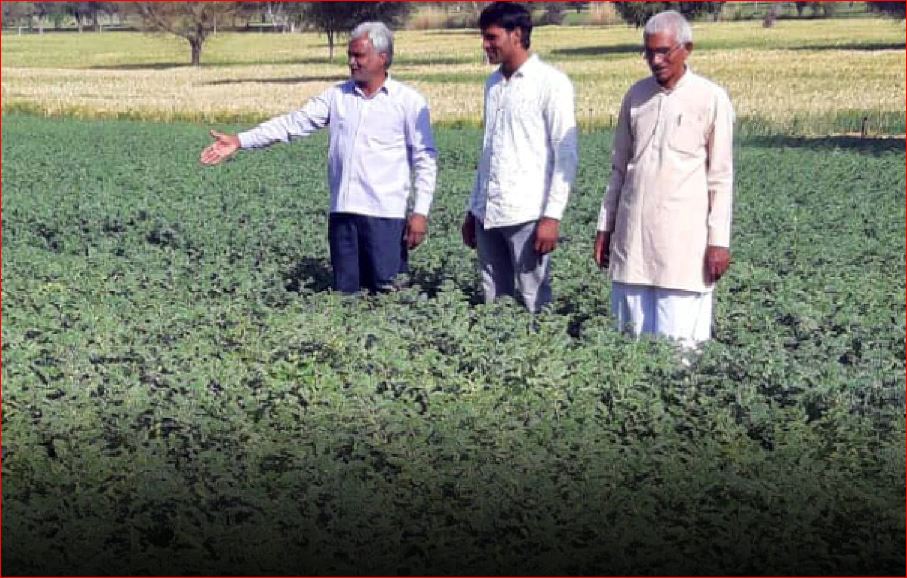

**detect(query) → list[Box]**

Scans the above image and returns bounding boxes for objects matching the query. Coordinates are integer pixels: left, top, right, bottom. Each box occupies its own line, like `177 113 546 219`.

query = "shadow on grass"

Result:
425 29 478 36
408 269 483 305
394 56 476 66
282 257 482 303
744 135 906 156
87 57 337 70
87 54 474 71
87 62 190 70
550 43 641 57
789 42 906 51
205 75 346 86
285 257 333 294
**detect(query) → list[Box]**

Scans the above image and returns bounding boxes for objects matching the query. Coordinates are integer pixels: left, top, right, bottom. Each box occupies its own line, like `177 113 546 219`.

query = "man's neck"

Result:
501 51 530 79
658 66 688 91
356 74 387 97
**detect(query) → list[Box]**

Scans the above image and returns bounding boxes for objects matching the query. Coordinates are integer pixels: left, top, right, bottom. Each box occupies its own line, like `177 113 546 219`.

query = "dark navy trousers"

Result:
328 212 408 294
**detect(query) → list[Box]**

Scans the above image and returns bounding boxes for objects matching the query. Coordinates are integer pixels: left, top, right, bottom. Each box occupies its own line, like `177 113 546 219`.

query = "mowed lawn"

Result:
2 17 906 577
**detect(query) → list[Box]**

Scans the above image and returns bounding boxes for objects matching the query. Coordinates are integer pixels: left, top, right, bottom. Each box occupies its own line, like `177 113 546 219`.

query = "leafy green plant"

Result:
2 115 904 575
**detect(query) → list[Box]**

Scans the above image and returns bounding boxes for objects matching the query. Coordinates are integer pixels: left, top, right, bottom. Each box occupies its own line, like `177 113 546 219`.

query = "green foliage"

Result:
2 115 904 575
536 2 567 26
303 1 413 60
867 1 907 18
126 2 243 66
613 2 726 27
795 2 838 18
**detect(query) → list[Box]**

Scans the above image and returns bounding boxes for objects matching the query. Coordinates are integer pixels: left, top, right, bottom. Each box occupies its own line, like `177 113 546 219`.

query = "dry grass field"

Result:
2 18 904 134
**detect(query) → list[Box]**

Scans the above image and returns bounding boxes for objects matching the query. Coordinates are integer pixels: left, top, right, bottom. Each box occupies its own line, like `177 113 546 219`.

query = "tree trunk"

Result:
327 29 335 61
190 38 202 66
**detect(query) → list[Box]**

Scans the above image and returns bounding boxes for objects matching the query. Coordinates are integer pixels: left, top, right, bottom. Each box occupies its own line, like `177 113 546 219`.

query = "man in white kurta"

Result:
594 11 734 349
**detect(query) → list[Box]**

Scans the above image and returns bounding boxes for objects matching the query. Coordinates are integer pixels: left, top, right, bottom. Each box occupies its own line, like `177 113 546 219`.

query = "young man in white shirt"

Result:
461 1 578 313
593 11 734 350
200 22 437 294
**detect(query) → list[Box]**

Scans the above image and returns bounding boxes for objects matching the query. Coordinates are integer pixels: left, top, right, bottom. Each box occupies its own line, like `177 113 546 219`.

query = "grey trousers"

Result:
475 220 551 313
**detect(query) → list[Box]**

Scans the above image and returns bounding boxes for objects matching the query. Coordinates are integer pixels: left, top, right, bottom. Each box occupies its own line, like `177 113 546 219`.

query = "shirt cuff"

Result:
237 131 254 149
412 193 432 217
596 210 609 232
707 227 731 247
542 196 568 220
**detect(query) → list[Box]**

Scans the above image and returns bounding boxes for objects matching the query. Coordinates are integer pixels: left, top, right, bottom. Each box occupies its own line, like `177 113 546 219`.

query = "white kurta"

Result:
597 69 735 293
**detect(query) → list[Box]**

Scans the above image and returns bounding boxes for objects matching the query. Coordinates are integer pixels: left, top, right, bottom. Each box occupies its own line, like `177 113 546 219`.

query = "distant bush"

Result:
613 2 726 27
587 2 623 26
867 1 906 19
444 10 481 30
407 6 448 31
535 3 567 26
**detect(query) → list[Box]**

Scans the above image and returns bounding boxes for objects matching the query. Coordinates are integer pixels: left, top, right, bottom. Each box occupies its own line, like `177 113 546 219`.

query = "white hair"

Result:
350 21 394 68
644 11 693 45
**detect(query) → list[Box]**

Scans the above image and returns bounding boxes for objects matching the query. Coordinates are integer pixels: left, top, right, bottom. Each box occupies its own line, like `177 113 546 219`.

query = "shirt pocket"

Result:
365 116 404 149
667 111 707 155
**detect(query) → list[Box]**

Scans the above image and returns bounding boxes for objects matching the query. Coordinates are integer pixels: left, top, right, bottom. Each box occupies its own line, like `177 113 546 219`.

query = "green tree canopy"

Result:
866 2 906 19
612 2 726 28
127 2 244 66
303 2 413 61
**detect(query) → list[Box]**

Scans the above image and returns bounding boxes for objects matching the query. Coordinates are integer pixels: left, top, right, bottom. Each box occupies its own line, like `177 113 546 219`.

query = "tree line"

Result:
3 2 903 66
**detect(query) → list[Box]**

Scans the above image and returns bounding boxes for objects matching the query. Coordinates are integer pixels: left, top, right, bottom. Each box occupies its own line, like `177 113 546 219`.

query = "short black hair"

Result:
479 2 532 49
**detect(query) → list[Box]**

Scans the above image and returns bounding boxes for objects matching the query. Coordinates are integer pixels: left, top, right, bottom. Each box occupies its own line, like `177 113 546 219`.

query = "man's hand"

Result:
534 217 560 255
200 130 240 165
705 245 731 282
405 213 428 250
461 212 477 249
593 231 611 268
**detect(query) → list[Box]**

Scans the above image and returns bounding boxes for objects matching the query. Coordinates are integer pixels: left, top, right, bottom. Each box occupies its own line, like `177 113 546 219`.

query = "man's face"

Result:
481 24 522 65
348 36 386 85
644 31 690 87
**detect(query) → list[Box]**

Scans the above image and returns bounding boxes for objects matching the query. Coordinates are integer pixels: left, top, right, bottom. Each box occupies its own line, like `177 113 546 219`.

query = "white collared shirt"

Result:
238 77 438 219
469 54 578 228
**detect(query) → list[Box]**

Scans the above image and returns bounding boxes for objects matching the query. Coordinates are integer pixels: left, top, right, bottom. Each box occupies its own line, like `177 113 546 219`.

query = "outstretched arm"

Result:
200 89 333 166
200 130 240 165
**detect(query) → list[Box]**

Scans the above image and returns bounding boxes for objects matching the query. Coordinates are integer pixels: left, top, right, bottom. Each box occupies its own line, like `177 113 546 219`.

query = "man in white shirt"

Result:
461 1 578 313
200 22 437 294
593 11 735 350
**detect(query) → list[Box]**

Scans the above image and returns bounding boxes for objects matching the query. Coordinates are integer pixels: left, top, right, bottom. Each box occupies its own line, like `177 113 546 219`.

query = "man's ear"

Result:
684 42 694 55
511 27 523 47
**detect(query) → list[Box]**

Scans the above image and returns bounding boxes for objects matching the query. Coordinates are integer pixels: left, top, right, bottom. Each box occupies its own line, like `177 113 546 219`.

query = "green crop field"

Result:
2 17 906 576
2 113 904 575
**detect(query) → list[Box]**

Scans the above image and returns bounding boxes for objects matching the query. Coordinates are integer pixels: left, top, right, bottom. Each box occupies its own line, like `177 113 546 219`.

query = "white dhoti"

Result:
610 282 712 349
